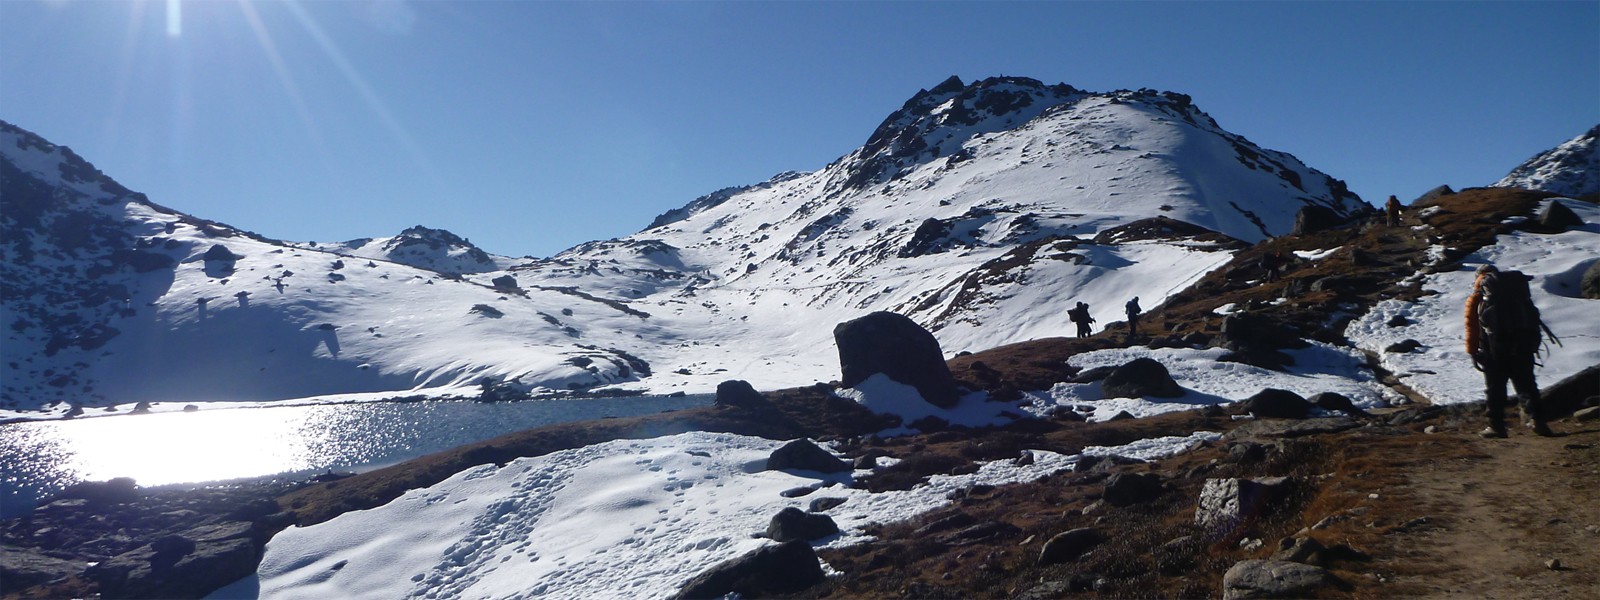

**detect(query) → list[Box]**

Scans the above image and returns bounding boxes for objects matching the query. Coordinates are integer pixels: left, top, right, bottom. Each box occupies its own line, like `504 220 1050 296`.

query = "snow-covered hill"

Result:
2 77 1372 416
1494 124 1600 197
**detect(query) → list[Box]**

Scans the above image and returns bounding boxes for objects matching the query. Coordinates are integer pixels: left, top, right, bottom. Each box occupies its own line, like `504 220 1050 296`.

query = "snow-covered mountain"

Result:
1494 124 1600 197
2 77 1372 416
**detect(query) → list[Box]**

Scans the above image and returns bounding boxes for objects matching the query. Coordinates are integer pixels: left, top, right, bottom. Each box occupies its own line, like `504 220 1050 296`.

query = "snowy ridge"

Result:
5 77 1370 414
1493 124 1600 198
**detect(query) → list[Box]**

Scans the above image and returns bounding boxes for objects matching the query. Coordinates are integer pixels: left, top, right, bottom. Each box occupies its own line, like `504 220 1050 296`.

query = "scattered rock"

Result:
1102 472 1164 506
1240 389 1312 419
672 540 825 600
937 521 1021 546
1069 366 1115 384
914 512 977 536
833 311 959 408
490 274 520 292
1037 527 1105 565
1574 407 1600 422
56 477 140 505
1308 392 1369 417
808 497 847 513
766 507 839 543
714 380 765 408
1546 558 1563 570
1385 314 1411 327
779 486 817 498
1100 358 1184 398
1544 365 1600 417
1582 262 1600 300
1385 339 1423 353
1108 410 1137 421
1291 205 1348 236
1222 559 1332 600
1013 450 1035 466
766 439 850 473
0 546 87 589
1271 536 1328 565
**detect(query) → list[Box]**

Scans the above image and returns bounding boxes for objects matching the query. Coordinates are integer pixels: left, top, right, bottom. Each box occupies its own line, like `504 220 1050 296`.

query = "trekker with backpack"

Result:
1465 265 1560 438
1124 297 1142 341
1068 301 1096 338
1385 195 1403 227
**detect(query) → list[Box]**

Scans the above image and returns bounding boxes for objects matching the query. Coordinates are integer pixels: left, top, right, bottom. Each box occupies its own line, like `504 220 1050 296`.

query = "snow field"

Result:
231 427 1218 600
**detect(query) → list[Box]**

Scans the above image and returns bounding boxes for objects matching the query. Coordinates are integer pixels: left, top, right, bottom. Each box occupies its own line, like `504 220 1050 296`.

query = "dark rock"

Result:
1271 536 1329 565
1196 477 1294 535
1291 205 1346 236
1101 357 1184 398
766 507 839 542
1049 405 1086 421
766 439 850 473
1013 450 1036 466
833 312 959 408
1201 404 1229 418
672 540 825 600
1108 410 1137 421
1102 472 1164 506
1575 406 1600 422
1239 389 1312 419
779 486 817 498
1412 184 1455 206
714 380 765 407
1240 389 1312 419
852 449 887 470
1037 527 1105 565
1229 417 1360 439
1582 262 1600 300
1385 314 1411 327
913 512 977 536
1308 392 1369 417
1544 364 1600 417
1385 339 1423 353
1226 441 1268 463
1539 200 1585 229
1075 454 1146 474
1222 559 1332 599
201 244 241 262
808 497 847 513
91 537 259 600
1020 575 1100 598
491 274 520 291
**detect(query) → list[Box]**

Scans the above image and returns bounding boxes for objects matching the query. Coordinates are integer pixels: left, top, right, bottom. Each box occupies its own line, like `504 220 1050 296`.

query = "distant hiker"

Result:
1124 297 1142 340
1259 250 1286 282
1068 301 1096 338
1385 195 1403 227
1465 264 1560 438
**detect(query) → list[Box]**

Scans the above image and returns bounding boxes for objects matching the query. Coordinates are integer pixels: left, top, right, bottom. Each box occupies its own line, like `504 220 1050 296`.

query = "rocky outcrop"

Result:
834 311 959 408
1100 358 1184 399
1290 205 1347 236
1581 261 1600 299
1101 472 1165 506
672 539 825 599
1538 200 1585 229
766 439 850 473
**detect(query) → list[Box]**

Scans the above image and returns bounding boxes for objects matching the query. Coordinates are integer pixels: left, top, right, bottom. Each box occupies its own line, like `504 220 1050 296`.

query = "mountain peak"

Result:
1494 124 1600 198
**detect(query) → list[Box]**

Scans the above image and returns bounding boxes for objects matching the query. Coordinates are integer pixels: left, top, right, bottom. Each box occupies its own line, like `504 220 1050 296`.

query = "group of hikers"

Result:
1061 194 1559 439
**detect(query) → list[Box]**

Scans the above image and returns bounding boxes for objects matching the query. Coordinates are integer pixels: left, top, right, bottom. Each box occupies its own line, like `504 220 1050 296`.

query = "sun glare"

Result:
165 0 181 37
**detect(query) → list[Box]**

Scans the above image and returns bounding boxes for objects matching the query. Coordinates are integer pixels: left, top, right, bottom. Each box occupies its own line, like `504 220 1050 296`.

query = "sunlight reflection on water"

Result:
0 395 709 517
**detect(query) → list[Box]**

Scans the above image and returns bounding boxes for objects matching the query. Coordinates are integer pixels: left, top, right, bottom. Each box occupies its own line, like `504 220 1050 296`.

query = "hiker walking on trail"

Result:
1068 301 1096 338
1124 297 1142 340
1385 195 1403 227
1465 265 1560 438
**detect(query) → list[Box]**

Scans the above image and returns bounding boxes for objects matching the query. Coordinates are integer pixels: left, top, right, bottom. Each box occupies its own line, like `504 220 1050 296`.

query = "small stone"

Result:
1423 425 1437 434
1546 558 1562 570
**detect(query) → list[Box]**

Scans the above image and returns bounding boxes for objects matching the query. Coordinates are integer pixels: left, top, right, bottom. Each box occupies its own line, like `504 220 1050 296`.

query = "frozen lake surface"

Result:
0 395 710 518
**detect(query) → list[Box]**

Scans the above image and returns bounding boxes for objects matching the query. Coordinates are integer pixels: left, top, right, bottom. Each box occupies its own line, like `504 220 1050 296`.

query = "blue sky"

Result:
2 1 1596 258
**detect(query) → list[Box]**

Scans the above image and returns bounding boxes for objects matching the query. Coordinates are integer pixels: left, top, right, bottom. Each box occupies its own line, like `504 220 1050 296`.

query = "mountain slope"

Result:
3 77 1371 415
1494 124 1600 197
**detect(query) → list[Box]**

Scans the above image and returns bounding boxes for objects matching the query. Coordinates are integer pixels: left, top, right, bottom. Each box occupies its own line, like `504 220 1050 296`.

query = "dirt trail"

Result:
1382 422 1600 598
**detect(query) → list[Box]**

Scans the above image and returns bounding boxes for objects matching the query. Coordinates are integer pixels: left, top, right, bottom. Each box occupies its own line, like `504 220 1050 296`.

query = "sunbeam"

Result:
165 0 181 37
236 0 332 162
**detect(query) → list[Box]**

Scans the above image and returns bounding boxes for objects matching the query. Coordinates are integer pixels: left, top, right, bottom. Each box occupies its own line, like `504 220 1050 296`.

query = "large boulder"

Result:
1239 389 1312 419
1037 527 1105 565
1100 358 1184 399
1538 200 1585 229
1195 477 1294 535
1543 364 1600 418
0 546 86 590
1581 261 1600 300
1222 559 1332 599
833 312 959 408
766 507 840 542
672 540 825 599
89 537 259 599
714 380 765 408
55 477 140 505
766 439 850 473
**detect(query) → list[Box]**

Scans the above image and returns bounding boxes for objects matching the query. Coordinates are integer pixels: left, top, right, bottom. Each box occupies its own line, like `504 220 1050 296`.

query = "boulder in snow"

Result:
833 311 959 408
671 539 825 599
1240 389 1312 419
714 380 765 408
765 506 839 542
1581 261 1600 300
766 439 850 473
1538 201 1585 229
1100 357 1184 399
